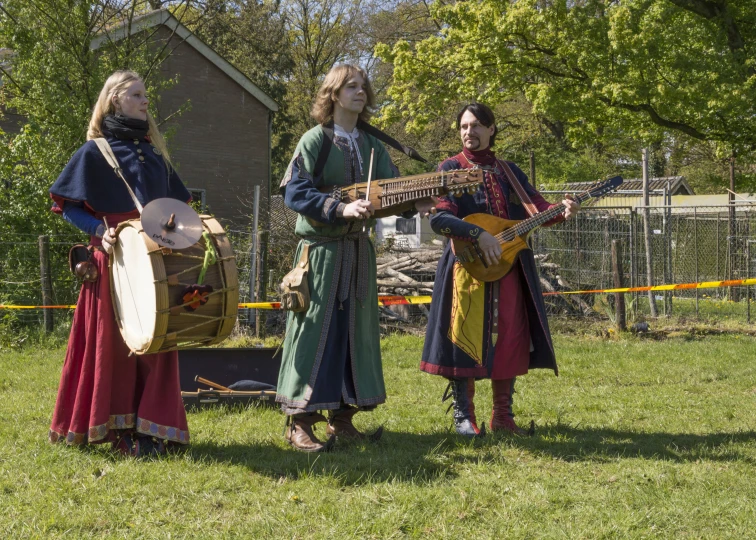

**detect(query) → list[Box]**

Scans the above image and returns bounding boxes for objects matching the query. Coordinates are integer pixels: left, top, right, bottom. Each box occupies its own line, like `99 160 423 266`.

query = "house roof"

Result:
563 176 694 195
90 9 279 112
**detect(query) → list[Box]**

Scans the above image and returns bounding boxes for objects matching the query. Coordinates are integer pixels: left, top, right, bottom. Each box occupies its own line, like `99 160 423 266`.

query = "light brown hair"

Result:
87 70 171 167
311 64 375 125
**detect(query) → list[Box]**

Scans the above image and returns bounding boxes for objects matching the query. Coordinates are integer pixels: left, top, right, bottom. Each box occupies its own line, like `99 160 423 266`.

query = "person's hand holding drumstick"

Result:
101 216 117 255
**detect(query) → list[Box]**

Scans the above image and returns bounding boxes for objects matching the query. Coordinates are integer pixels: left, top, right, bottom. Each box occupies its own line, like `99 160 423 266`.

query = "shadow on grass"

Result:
187 428 480 486
463 424 756 465
185 424 756 486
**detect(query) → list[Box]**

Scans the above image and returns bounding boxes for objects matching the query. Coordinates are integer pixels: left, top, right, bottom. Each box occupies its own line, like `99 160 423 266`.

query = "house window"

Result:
188 188 207 212
395 217 416 234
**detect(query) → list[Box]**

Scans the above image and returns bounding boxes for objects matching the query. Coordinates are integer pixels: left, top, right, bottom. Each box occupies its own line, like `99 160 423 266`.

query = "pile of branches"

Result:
375 244 444 329
535 253 595 316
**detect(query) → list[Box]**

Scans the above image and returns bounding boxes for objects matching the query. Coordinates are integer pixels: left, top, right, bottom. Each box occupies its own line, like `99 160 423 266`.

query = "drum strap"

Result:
93 138 144 213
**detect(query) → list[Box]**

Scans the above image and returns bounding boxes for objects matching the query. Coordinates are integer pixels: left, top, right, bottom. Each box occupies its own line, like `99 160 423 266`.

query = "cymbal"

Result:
141 198 203 249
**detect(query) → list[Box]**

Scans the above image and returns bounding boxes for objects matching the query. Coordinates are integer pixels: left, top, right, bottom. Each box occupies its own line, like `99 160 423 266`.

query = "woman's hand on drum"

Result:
101 227 118 254
342 199 374 220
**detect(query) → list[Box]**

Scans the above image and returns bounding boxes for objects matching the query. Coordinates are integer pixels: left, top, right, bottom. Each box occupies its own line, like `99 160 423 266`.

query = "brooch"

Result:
152 146 162 155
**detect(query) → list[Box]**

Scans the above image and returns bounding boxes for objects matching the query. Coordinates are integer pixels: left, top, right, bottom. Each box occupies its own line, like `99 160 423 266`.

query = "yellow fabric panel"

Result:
448 261 485 365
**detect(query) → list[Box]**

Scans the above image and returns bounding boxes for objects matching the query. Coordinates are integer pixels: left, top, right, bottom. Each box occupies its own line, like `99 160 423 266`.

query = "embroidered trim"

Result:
136 417 190 443
49 412 138 445
323 197 338 220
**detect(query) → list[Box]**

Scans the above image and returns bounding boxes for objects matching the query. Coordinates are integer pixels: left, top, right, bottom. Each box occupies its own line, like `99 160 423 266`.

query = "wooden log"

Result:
376 254 414 271
384 267 416 284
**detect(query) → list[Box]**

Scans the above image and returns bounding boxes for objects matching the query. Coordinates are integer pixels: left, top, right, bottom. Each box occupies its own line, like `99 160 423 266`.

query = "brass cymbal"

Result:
141 198 203 249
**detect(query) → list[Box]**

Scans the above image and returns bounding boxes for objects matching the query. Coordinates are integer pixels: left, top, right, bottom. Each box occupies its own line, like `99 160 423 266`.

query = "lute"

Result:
452 176 624 282
319 168 484 219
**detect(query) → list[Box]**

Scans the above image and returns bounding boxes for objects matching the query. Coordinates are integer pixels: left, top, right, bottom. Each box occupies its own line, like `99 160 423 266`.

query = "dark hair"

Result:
456 102 498 147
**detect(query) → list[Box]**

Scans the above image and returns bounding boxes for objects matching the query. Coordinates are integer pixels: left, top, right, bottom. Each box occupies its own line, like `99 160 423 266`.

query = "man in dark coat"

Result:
421 103 580 437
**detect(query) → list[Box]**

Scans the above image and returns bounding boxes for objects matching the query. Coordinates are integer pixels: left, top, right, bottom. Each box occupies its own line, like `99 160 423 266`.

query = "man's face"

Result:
334 73 367 115
459 110 495 151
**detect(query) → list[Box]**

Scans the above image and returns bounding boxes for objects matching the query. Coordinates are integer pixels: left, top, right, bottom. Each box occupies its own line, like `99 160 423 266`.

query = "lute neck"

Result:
512 190 592 237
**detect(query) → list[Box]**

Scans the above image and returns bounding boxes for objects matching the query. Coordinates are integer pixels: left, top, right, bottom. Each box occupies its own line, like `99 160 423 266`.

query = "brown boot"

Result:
326 406 383 441
490 379 534 436
285 412 334 452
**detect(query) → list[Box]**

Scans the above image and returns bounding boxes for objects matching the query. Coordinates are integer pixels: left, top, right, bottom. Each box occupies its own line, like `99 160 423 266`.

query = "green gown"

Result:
276 125 398 414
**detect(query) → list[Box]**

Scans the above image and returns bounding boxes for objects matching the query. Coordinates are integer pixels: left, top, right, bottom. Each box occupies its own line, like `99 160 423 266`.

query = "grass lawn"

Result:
2 330 756 538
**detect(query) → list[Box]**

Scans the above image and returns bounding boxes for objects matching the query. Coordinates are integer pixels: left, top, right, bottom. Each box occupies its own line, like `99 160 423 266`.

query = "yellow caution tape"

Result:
2 278 755 310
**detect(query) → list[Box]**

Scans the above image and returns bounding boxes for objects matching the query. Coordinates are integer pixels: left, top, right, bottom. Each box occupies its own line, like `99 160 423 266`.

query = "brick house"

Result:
94 9 279 228
2 10 278 228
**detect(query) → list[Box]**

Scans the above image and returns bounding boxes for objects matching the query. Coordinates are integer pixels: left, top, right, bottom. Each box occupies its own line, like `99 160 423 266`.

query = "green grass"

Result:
2 332 756 538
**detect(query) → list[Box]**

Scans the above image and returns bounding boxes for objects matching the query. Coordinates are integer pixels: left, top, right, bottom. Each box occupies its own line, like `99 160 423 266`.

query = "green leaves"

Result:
379 0 756 152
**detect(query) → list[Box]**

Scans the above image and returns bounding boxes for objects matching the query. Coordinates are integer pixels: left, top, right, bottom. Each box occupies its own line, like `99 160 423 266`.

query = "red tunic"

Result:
49 211 189 446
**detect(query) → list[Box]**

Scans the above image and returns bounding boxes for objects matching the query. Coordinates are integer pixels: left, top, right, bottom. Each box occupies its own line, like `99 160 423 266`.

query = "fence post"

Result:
747 241 751 324
694 207 699 318
529 150 536 186
629 209 638 320
642 149 658 317
249 185 261 328
611 239 626 331
256 230 268 338
729 153 737 302
38 235 54 333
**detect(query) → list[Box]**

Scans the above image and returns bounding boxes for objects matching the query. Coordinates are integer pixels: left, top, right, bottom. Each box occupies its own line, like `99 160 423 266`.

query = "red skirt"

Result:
490 264 531 380
49 215 189 446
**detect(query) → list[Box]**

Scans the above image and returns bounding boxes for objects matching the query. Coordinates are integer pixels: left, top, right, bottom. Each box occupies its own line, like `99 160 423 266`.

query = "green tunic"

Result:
276 125 398 414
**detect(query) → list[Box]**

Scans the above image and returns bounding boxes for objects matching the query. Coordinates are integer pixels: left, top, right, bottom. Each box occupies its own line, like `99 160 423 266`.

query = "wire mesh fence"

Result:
5 203 756 334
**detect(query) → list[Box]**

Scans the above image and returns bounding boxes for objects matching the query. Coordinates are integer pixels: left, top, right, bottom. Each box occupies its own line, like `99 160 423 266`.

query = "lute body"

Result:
451 175 624 282
451 214 532 282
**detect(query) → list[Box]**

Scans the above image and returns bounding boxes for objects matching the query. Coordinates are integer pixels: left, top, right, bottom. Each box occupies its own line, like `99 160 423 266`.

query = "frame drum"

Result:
110 215 238 354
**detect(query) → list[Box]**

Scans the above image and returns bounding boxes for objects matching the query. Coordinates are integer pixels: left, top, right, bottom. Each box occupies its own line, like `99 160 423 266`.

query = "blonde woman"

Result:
48 70 191 456
277 64 433 452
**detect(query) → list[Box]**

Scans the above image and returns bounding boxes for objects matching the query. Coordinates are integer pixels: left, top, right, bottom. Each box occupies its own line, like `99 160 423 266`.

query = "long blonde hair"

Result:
87 70 171 166
311 64 375 125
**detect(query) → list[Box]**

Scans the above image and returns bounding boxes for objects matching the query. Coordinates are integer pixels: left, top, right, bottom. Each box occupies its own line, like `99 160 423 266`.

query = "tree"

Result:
377 0 756 161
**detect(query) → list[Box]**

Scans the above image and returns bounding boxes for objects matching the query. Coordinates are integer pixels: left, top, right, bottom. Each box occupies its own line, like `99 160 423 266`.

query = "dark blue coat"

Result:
420 156 558 379
50 136 190 213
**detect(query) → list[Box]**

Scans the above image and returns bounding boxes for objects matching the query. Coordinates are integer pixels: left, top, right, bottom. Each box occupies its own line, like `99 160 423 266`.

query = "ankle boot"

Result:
490 378 533 435
327 406 383 441
442 378 484 438
285 412 334 452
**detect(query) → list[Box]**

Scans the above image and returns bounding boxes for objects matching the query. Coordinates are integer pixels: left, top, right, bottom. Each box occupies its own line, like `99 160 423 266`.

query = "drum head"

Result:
111 226 157 351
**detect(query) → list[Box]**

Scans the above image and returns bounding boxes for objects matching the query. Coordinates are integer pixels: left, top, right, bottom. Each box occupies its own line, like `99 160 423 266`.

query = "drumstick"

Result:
363 148 374 233
194 375 231 392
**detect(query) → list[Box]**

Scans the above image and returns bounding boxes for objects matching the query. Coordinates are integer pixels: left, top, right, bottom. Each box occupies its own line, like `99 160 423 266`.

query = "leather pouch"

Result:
69 244 98 282
279 244 310 312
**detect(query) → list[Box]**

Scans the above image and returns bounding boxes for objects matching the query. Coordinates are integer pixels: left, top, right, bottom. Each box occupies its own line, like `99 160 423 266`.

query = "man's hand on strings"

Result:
343 199 374 220
477 231 502 267
415 196 439 219
562 196 580 220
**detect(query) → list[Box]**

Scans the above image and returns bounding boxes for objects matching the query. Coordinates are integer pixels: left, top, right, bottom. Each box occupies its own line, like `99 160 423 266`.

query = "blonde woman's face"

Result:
113 80 149 121
333 73 367 115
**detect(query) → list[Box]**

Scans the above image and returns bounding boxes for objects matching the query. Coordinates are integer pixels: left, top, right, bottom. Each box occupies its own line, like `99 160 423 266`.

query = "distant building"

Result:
554 176 695 208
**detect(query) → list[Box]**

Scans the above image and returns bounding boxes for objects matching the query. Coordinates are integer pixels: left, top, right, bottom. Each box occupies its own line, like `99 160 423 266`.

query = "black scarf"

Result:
102 114 149 140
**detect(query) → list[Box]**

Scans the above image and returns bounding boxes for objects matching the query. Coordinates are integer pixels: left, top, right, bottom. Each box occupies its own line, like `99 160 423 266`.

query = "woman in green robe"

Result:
277 64 433 452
